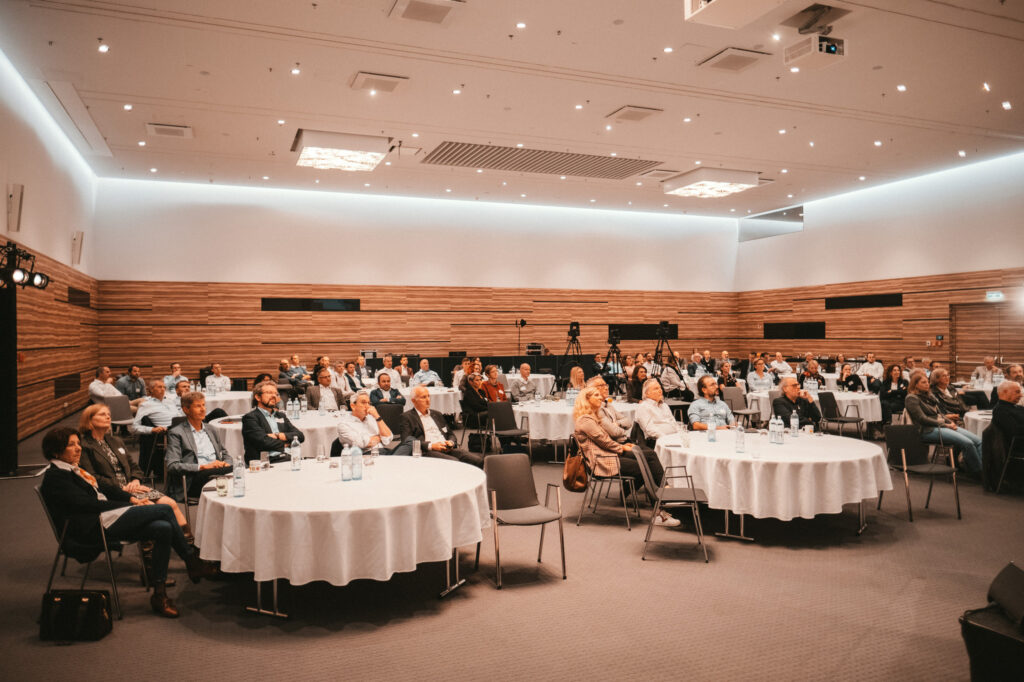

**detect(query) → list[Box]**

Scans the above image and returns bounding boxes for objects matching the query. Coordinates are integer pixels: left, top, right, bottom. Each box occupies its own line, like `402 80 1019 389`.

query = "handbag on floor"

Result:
39 590 113 643
563 453 588 492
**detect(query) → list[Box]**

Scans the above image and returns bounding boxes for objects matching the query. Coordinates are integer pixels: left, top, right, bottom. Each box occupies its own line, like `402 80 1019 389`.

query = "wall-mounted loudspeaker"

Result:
71 230 84 265
6 183 23 232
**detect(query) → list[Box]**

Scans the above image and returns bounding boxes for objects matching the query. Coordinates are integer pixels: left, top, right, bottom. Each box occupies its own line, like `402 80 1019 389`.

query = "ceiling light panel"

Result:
663 167 759 198
292 129 391 171
350 71 409 93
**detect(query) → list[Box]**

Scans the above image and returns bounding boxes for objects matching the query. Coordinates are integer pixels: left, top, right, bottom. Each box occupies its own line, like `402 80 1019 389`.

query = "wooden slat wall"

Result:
15 244 99 439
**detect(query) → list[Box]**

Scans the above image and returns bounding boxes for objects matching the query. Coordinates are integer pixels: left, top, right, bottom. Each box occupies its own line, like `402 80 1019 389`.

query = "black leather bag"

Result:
39 590 113 643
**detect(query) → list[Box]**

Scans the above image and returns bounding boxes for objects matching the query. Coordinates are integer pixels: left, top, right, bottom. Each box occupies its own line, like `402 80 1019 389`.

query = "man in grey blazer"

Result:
307 369 347 411
165 391 232 502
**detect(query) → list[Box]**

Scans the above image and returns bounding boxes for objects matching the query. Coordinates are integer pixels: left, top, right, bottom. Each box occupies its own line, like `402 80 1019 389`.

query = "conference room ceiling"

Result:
2 0 1023 217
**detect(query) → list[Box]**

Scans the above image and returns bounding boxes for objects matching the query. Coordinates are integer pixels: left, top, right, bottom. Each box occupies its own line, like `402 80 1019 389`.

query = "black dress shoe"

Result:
150 593 179 618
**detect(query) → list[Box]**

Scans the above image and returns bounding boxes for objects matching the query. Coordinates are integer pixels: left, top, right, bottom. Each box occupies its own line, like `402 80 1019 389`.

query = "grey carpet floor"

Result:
2 413 1021 681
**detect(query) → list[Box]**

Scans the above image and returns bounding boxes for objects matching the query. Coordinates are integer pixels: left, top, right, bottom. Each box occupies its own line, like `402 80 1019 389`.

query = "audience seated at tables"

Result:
341 361 366 393
400 386 482 466
836 363 864 392
625 366 649 403
734 352 754 379
905 371 982 476
930 368 968 422
509 363 539 402
172 379 226 421
591 353 606 377
482 365 509 402
902 356 919 379
204 363 231 392
643 352 660 375
40 427 216 619
114 364 148 407
601 352 622 377
772 377 822 432
879 364 909 424
131 378 180 435
288 354 312 385
89 366 125 405
688 376 735 430
993 380 1024 440
659 356 693 400
769 351 791 376
972 356 1000 384
715 350 731 373
747 358 775 392
857 352 884 392
796 352 815 375
355 355 374 383
330 360 352 395
798 359 826 390
991 365 1023 407
635 379 681 440
395 355 415 385
278 359 302 391
567 365 586 391
623 354 637 379
162 362 188 392
411 358 442 387
461 372 490 424
310 356 332 385
700 350 715 374
369 372 405 406
452 357 472 391
375 354 401 388
718 362 739 388
241 381 305 464
307 369 346 411
686 352 703 377
833 353 848 374
586 376 631 443
164 391 232 503
337 390 411 455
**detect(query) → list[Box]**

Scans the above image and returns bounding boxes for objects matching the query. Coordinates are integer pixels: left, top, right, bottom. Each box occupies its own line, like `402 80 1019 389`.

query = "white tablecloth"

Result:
820 373 839 391
208 412 343 461
203 391 252 416
512 400 637 440
195 457 489 585
654 431 892 521
964 411 992 438
399 386 461 415
746 390 779 422
505 373 556 397
745 390 881 422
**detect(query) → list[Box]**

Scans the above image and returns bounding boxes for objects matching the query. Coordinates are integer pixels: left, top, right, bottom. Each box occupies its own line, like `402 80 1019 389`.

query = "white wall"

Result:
734 152 1024 291
92 178 739 291
0 49 96 272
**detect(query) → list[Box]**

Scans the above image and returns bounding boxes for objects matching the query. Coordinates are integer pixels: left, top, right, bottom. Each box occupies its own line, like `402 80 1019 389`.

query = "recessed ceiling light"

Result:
384 161 391 166
263 176 270 180
97 41 109 53
291 65 301 75
516 22 526 29
364 183 371 187
663 203 669 207
747 210 752 213
277 119 285 125
859 176 866 181
590 199 596 203
635 181 642 186
476 168 483 173
445 188 451 192
123 104 133 111
149 168 157 173
983 82 991 91
695 160 702 165
1002 101 1012 110
780 168 788 173
560 176 566 180
605 124 612 131
787 193 794 198
778 129 787 134
315 179 320 183
411 133 419 137
575 104 583 110
809 141 815 147
874 140 882 146
137 141 145 146
958 150 967 158
516 143 524 148
730 208 736 212
452 89 461 95
772 33 781 41
663 47 673 53
610 152 617 157
369 89 377 96
520 193 526 197
790 67 800 73
628 201 632 206
683 117 692 123
896 84 907 92
502 181 507 186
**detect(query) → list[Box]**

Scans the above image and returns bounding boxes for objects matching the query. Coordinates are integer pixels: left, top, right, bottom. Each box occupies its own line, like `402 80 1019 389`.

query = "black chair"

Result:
573 436 640 531
329 438 343 458
818 391 864 438
721 386 759 428
230 378 248 391
487 401 531 456
632 456 709 563
629 421 655 449
877 424 961 521
474 453 566 589
996 431 1023 495
960 562 1024 681
376 402 405 436
457 398 487 450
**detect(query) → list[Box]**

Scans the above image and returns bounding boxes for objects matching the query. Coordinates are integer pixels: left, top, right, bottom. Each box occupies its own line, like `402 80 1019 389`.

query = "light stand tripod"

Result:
650 320 677 380
603 328 625 395
514 318 527 355
559 321 584 392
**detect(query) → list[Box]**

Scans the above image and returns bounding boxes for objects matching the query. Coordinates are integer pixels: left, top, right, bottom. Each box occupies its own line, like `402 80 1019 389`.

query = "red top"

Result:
482 381 508 402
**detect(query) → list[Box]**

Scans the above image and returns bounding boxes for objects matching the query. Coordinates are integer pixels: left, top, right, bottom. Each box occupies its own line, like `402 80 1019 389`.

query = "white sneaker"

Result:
653 512 681 527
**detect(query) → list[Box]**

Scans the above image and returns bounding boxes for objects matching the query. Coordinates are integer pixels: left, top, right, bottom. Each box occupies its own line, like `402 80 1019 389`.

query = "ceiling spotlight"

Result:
516 143 524 148
958 150 967 158
1002 101 1012 110
31 272 50 289
411 133 419 137
778 129 787 134
476 168 483 173
590 199 596 203
445 188 451 192
983 82 991 91
97 39 109 53
809 141 815 147
635 181 642 186
520 193 526 197
262 176 270 180
452 89 461 95
859 176 866 181
874 140 882 146
516 22 526 29
896 84 907 92
560 176 566 180
663 204 669 207
780 169 788 173
384 161 391 166
11 267 28 284
369 89 377 96
695 160 702 165
291 64 301 75
575 104 583 110
605 124 612 131
277 119 285 125
787 193 794 198
315 179 320 183
730 208 736 212
772 33 781 41
123 104 133 111
790 67 800 73
663 47 673 53
364 183 371 187
137 141 146 146
149 168 158 173
610 152 617 157
683 117 692 123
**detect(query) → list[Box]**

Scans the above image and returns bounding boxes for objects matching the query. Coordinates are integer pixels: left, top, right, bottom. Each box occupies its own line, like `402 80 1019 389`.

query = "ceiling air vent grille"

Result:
351 71 409 93
146 123 193 138
697 47 770 72
606 105 663 123
421 142 662 180
388 0 465 25
640 169 680 180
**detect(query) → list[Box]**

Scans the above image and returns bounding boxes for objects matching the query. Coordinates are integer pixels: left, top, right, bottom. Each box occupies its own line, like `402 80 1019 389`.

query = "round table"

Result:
654 430 892 521
208 412 343 462
195 457 489 586
203 390 252 416
820 373 839 391
505 373 555 397
745 390 881 423
399 386 461 414
964 410 992 438
512 400 637 440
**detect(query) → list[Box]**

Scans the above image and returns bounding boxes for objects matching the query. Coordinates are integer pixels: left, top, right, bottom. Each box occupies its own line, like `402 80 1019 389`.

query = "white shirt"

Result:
89 379 121 402
205 374 231 392
769 360 791 374
317 386 339 412
189 423 217 465
131 396 182 434
337 412 392 449
659 366 685 392
635 399 678 440
857 361 884 380
416 409 446 446
972 365 997 382
376 367 401 387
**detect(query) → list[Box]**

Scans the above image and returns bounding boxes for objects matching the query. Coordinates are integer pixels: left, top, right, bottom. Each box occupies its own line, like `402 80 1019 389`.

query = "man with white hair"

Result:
993 380 1024 438
410 358 442 387
337 390 412 455
635 379 681 440
509 363 539 402
972 356 1000 384
769 352 791 376
399 386 482 466
772 376 822 431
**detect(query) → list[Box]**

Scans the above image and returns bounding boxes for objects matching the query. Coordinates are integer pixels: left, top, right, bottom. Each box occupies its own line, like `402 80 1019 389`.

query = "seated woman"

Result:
625 366 649 403
905 371 982 476
836 363 864 392
572 387 677 526
40 427 216 618
77 404 192 543
798 359 826 390
461 372 490 429
717 362 739 388
659 356 694 401
567 365 586 391
622 354 636 380
878 363 908 423
746 357 775 392
481 365 508 402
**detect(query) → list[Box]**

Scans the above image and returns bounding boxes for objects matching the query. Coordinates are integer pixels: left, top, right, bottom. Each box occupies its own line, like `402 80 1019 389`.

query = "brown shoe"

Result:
150 583 179 618
185 553 219 584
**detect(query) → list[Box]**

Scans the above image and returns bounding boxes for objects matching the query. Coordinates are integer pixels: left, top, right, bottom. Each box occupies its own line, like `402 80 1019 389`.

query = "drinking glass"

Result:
412 440 422 457
215 476 228 496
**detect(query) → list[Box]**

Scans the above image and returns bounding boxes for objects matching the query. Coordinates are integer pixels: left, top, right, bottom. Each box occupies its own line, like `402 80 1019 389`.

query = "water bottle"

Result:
351 446 363 480
300 395 308 416
341 445 353 481
769 415 780 444
790 409 800 438
290 437 301 470
707 414 717 442
734 424 745 453
318 398 326 416
993 371 1004 386
232 460 246 497
680 421 690 447
290 398 298 420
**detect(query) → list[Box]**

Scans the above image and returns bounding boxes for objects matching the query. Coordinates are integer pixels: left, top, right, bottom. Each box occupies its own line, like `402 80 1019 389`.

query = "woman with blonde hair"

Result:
568 365 586 390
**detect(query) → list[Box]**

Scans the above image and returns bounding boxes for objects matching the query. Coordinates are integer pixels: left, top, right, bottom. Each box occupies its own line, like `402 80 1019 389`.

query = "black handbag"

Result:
39 590 113 643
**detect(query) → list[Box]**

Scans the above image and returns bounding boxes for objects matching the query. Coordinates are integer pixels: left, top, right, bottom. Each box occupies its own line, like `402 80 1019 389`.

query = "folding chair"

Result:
997 433 1023 495
102 394 135 439
487 401 531 456
573 436 640 530
877 424 961 521
633 457 709 563
818 391 865 438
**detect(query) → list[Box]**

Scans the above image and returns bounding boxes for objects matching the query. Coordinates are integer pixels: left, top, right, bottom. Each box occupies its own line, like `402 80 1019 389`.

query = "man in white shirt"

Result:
132 379 181 435
509 363 539 402
411 358 443 387
399 386 482 466
330 360 352 396
451 357 473 392
89 366 124 404
204 363 231 392
337 390 411 455
375 354 402 387
635 380 680 441
972 356 999 383
769 352 791 375
307 369 346 412
340 361 365 393
643 353 660 375
857 352 885 392
162 362 188 391
355 355 374 383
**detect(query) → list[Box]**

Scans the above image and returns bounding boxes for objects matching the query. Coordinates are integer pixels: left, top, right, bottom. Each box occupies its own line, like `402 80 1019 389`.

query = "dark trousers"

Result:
185 466 231 498
623 445 665 489
105 504 193 582
425 447 484 468
881 398 905 424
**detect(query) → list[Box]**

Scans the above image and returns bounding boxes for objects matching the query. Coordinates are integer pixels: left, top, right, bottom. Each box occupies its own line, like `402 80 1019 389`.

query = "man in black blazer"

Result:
165 392 232 501
369 372 406 407
993 380 1024 436
241 382 304 464
991 365 1023 407
400 386 483 467
772 377 822 431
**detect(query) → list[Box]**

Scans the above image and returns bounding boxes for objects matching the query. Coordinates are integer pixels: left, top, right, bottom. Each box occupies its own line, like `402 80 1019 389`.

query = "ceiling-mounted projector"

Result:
784 34 845 71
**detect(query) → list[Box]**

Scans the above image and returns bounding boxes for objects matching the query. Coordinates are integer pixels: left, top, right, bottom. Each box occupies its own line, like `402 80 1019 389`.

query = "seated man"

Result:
991 365 1023 407
857 352 884 392
902 356 919 380
769 351 791 376
289 354 312 385
337 390 411 455
635 379 681 441
132 378 180 435
688 376 735 431
331 359 353 397
658 357 692 400
972 356 1000 384
509 363 539 402
241 381 305 464
410 358 443 387
355 355 374 383
162 362 188 391
369 372 405 406
643 353 660 375
772 377 823 431
700 350 715 375
993 380 1024 442
164 391 232 502
930 368 968 422
173 379 226 421
400 386 482 466
340 360 365 393
452 357 473 392
89 366 128 407
307 369 346 411
114 364 148 409
204 363 231 393
602 353 623 379
375 354 401 388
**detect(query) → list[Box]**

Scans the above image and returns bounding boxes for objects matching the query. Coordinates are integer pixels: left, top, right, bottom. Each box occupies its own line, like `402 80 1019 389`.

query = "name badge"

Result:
118 447 126 455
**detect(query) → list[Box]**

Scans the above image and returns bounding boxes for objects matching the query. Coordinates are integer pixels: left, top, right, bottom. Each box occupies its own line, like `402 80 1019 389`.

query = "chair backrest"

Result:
376 402 405 434
487 400 518 430
484 453 540 511
171 415 187 428
884 424 930 467
231 378 248 391
103 394 133 422
663 464 702 503
495 373 509 389
630 443 659 494
330 438 343 458
34 485 60 543
722 386 746 406
817 391 840 419
629 421 646 444
768 389 782 404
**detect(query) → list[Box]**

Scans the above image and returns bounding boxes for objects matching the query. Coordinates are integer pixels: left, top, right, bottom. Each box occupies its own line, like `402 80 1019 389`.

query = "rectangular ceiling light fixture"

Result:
292 129 391 171
662 167 759 198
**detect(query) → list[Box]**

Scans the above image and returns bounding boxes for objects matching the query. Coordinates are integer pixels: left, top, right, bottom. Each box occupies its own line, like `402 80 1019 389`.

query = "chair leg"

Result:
474 542 480 571
557 517 566 579
641 499 659 560
876 489 883 510
692 505 708 563
576 481 592 526
996 456 1013 494
99 529 123 620
618 477 631 531
537 524 546 563
952 473 962 520
925 476 934 509
902 470 913 522
60 554 68 577
490 492 502 589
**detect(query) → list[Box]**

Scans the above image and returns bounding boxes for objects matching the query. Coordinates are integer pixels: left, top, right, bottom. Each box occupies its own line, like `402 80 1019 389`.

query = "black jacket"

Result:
400 409 456 451
772 396 822 430
40 464 132 547
241 407 304 463
79 433 144 491
879 378 909 404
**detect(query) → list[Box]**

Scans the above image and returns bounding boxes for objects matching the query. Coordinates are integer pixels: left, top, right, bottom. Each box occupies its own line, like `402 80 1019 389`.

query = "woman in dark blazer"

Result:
879 364 909 423
40 427 215 618
461 373 490 429
836 363 864 392
626 366 649 403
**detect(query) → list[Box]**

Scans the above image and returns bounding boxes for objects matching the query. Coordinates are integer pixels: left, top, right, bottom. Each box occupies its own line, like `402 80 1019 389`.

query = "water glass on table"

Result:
214 476 229 497
412 440 422 457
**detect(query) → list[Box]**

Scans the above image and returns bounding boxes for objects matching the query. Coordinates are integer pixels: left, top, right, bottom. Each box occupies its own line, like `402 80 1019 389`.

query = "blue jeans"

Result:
921 427 983 474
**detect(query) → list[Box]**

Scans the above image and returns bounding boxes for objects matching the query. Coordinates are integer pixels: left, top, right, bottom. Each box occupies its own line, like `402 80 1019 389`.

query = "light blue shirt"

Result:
604 361 623 374
747 371 774 392
411 369 442 387
190 423 217 465
688 397 734 426
258 406 279 434
131 396 182 434
163 374 188 390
